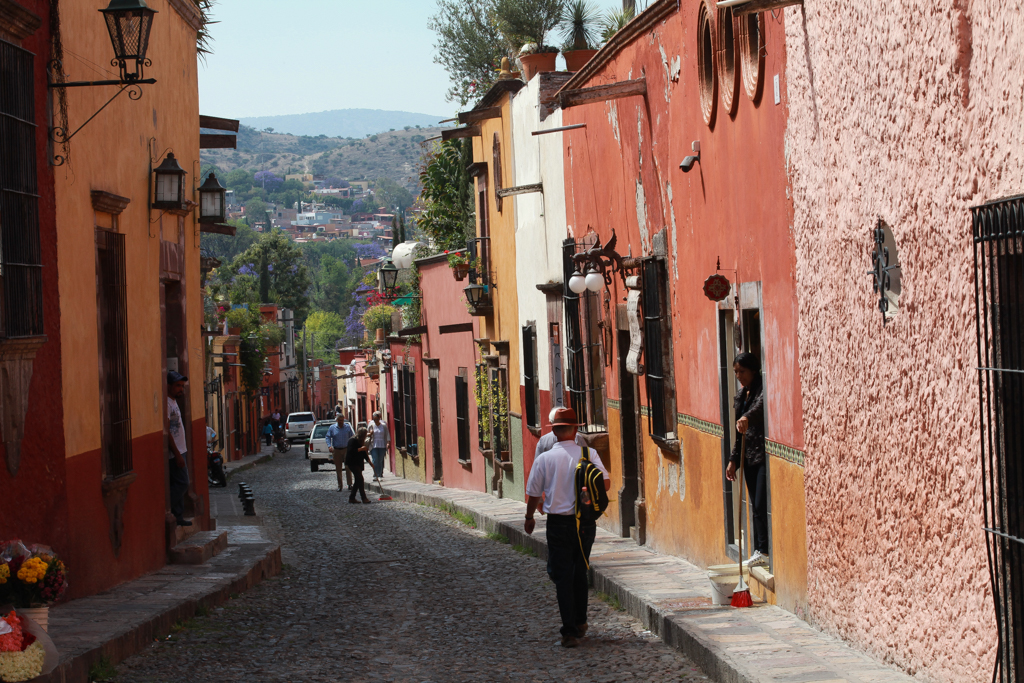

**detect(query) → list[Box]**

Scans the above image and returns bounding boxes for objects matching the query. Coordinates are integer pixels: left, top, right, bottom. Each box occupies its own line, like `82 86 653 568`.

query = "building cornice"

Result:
166 0 202 32
0 0 41 42
557 0 678 96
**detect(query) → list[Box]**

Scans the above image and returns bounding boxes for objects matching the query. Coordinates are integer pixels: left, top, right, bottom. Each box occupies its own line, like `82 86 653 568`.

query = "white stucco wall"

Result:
511 78 567 392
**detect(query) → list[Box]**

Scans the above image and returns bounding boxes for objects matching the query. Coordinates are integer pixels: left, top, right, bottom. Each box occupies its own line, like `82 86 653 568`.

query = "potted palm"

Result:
560 0 600 72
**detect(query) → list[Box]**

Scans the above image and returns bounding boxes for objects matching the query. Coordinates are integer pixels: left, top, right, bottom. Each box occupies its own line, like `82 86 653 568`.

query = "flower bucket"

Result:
563 49 598 72
520 52 557 81
17 608 46 633
453 264 469 281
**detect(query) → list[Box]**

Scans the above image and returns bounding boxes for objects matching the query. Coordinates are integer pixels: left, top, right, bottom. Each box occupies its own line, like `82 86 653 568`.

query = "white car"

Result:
307 421 337 472
285 412 316 442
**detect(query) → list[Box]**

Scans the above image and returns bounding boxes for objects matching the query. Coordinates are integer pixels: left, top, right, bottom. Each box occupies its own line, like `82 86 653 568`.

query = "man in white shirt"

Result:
534 407 587 459
167 371 191 527
368 411 390 479
524 407 609 648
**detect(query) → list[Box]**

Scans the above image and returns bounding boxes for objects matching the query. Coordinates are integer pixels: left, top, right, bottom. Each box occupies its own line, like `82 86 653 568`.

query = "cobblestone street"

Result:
111 451 708 683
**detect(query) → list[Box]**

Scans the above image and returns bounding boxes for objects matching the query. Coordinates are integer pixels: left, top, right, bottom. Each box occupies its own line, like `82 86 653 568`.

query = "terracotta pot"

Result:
453 263 470 281
563 49 598 72
520 52 558 81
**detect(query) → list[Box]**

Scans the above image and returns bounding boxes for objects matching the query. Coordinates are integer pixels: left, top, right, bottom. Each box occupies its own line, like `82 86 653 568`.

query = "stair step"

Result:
169 531 228 565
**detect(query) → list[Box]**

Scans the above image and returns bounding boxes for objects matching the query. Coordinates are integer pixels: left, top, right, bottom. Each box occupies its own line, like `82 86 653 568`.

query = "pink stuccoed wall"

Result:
783 1 1024 680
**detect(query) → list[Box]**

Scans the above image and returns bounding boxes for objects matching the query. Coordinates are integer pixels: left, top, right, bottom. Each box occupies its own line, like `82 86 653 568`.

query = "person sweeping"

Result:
725 352 769 568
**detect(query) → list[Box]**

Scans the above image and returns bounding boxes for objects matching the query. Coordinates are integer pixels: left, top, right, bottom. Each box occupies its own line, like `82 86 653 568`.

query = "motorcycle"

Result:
207 448 227 487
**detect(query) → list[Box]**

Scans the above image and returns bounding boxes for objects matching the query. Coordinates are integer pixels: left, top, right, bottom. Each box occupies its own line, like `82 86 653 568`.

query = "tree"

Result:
222 231 311 320
418 139 475 252
429 0 508 107
374 176 415 212
201 219 257 263
495 0 565 48
254 170 284 192
302 311 346 362
244 198 269 228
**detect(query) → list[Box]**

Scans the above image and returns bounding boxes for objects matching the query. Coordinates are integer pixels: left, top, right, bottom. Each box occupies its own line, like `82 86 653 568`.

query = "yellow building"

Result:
52 0 213 597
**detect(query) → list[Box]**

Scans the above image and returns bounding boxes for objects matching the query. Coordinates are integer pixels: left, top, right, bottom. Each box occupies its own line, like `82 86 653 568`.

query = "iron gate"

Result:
972 194 1024 683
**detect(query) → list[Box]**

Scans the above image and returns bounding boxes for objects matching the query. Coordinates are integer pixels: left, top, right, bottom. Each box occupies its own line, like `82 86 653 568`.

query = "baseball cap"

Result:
168 370 188 385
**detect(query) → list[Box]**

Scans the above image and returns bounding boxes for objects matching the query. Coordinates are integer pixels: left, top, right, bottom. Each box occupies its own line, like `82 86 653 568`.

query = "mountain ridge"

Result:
239 108 448 139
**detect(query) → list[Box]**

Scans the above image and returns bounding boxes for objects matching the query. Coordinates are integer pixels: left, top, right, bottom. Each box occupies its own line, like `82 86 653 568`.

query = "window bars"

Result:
402 365 417 455
455 371 471 461
0 39 44 339
96 230 132 478
972 193 1024 683
522 324 540 429
641 258 674 440
563 239 607 433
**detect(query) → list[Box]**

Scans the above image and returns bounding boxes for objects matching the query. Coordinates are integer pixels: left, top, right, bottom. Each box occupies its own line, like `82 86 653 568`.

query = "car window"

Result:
311 425 330 438
288 413 315 422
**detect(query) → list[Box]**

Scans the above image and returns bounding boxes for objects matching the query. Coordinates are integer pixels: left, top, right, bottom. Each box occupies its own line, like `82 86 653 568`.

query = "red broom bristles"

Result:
730 588 753 608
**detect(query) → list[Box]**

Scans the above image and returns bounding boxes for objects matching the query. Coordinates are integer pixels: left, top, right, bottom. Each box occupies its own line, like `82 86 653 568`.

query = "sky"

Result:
198 0 627 121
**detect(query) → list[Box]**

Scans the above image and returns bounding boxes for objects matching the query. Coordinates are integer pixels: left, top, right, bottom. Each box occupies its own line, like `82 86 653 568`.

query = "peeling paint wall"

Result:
782 1 1023 679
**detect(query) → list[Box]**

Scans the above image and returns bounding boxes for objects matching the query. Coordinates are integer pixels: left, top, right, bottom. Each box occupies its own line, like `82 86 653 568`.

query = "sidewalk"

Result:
223 442 278 478
367 475 917 683
40 486 280 682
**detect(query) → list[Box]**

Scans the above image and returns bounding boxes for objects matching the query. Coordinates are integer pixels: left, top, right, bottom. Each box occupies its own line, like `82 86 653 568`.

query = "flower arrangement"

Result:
0 612 46 682
445 251 471 269
0 542 67 608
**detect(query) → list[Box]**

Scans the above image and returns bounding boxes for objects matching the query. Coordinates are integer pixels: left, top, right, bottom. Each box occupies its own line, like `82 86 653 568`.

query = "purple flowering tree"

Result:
351 199 366 213
354 242 386 261
254 170 284 192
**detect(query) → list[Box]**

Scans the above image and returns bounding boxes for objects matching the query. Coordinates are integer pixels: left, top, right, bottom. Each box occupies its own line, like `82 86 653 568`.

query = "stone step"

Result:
169 530 228 565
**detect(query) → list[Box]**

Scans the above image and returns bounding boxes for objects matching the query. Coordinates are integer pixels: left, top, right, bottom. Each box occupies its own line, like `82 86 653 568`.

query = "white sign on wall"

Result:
625 275 644 375
550 322 564 407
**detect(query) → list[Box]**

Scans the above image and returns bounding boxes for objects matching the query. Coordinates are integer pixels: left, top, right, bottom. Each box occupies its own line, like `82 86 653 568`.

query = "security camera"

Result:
679 141 701 173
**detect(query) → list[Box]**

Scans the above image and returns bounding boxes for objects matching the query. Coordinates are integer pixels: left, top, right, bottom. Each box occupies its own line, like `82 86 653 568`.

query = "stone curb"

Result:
40 542 282 683
224 452 274 480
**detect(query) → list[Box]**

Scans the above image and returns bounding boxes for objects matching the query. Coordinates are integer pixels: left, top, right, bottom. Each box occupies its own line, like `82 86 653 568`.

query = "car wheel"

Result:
311 460 319 472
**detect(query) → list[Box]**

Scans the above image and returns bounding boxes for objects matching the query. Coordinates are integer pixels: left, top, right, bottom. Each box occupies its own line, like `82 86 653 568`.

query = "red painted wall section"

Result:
0 0 69 571
561 4 800 445
416 259 484 492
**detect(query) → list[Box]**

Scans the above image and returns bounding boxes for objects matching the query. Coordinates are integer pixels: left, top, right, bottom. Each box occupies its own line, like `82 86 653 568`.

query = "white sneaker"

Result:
744 551 768 568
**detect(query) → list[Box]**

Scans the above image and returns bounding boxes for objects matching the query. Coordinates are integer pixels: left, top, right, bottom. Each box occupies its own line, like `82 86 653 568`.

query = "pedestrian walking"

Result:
524 407 609 648
326 414 355 493
725 352 769 568
345 427 373 504
368 411 390 479
271 410 281 430
167 371 192 527
263 420 273 446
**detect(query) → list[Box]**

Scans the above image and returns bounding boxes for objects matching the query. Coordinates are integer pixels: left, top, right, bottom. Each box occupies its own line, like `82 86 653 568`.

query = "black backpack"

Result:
574 446 609 524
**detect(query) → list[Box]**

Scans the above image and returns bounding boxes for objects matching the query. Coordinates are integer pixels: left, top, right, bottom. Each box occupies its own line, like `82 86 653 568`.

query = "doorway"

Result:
618 330 645 543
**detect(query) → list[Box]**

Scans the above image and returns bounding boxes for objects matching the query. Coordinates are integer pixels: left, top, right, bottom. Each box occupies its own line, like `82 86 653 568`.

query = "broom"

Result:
375 474 392 501
731 433 753 608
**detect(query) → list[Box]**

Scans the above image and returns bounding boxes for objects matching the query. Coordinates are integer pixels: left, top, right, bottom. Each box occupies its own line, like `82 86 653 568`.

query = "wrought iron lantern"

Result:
100 0 158 83
464 283 488 307
198 171 227 223
378 257 400 298
152 152 187 210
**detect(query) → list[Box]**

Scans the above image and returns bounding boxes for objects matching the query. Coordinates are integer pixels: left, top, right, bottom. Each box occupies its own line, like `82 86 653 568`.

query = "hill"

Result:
240 109 447 139
201 124 443 189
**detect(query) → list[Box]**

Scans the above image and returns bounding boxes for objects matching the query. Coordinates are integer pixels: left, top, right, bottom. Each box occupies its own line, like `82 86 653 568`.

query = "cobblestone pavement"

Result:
112 451 709 683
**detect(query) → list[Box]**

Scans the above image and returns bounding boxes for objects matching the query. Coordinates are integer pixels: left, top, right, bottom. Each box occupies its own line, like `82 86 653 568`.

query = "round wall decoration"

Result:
703 273 731 302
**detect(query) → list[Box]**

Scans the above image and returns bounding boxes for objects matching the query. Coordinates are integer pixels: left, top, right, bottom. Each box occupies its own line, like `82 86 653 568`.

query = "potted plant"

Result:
519 43 560 80
446 251 472 281
560 0 600 72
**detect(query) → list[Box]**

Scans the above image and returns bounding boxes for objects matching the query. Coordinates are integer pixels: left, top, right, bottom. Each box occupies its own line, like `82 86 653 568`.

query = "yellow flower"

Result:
16 557 47 584
0 563 8 584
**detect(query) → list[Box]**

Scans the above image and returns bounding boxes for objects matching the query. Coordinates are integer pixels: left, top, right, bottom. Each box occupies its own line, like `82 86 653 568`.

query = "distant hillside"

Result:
240 109 447 138
200 124 442 189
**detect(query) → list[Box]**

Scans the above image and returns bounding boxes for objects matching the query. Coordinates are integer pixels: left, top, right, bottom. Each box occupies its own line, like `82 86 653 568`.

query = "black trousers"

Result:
169 457 189 522
744 459 769 554
546 515 596 638
348 468 367 501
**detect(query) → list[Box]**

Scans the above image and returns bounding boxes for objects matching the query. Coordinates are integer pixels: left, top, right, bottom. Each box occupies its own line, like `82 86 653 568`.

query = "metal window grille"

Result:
523 325 539 428
475 364 490 450
455 372 471 461
97 230 132 477
489 366 510 459
392 372 404 449
641 258 672 439
562 239 606 433
0 39 44 339
403 365 417 455
973 194 1024 683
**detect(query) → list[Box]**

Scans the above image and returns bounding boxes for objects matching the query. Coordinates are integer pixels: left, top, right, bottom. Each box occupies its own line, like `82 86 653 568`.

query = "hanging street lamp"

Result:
464 283 488 308
198 171 227 224
378 258 400 299
152 152 187 210
100 0 158 83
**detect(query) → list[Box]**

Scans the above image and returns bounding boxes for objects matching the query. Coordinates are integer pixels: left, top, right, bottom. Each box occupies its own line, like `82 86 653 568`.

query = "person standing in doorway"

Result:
327 414 355 493
345 427 373 504
167 371 192 527
368 411 390 479
524 407 610 648
725 352 769 567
